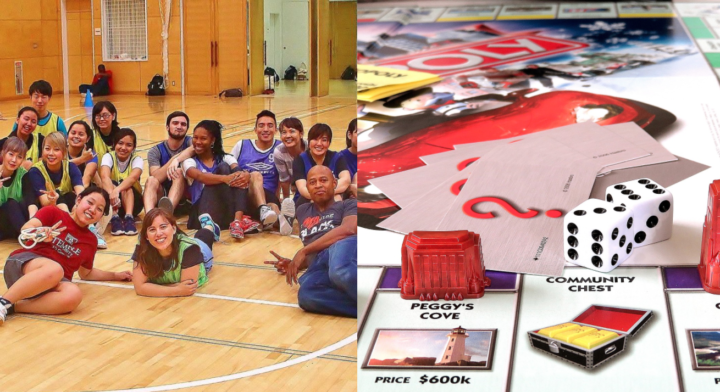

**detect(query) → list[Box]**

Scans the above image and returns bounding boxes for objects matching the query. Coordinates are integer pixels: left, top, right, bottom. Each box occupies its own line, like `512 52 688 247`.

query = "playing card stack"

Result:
369 121 681 276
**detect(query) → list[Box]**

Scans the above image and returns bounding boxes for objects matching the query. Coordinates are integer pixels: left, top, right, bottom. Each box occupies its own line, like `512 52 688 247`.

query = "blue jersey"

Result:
339 149 357 179
232 139 281 193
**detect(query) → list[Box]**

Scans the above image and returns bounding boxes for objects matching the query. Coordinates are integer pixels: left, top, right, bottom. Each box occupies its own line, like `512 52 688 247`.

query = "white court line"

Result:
0 271 299 308
105 333 357 392
77 279 300 308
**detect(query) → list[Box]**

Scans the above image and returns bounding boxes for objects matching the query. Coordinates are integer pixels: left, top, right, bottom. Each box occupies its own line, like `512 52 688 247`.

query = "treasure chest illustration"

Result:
528 305 653 369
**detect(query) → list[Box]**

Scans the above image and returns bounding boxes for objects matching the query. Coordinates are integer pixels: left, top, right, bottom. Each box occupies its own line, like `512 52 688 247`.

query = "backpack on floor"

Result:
284 65 298 80
341 66 356 80
147 74 165 96
264 67 280 82
219 88 243 98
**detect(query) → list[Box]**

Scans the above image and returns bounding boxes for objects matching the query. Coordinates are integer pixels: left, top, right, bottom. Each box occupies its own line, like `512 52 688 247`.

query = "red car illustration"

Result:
358 89 676 229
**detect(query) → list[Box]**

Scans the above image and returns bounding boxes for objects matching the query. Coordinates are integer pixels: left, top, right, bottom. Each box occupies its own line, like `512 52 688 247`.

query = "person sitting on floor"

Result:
0 186 132 325
0 107 42 170
90 101 121 160
292 123 351 207
143 111 193 215
0 138 33 241
266 165 357 318
100 128 143 236
274 116 306 203
230 110 289 232
13 80 67 137
181 120 259 239
339 119 357 180
26 132 85 218
131 208 218 297
66 120 98 188
79 64 112 97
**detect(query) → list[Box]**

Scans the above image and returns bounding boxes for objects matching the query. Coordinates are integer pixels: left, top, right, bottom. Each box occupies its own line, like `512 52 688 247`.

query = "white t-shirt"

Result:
182 154 238 186
101 153 144 173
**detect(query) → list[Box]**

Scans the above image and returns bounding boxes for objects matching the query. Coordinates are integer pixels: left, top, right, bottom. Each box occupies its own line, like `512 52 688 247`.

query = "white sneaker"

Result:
259 205 277 227
279 198 295 236
89 224 108 249
0 297 13 326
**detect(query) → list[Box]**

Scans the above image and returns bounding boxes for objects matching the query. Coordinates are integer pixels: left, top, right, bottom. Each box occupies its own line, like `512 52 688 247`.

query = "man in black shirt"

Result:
266 165 357 317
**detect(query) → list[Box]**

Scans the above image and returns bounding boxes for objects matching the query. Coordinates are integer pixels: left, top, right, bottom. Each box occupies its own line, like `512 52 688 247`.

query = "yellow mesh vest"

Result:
32 159 73 195
110 152 142 193
26 134 41 164
93 129 111 159
35 113 60 137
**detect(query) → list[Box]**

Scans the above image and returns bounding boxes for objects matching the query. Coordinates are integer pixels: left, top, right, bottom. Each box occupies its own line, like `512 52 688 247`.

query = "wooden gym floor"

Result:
0 81 358 392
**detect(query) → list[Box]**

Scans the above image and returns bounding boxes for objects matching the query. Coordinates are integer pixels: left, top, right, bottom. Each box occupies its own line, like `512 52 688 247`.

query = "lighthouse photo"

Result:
363 327 497 369
437 326 473 365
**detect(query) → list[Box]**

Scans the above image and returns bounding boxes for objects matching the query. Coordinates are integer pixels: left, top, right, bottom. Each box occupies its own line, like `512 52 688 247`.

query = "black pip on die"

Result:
564 199 635 273
605 178 673 247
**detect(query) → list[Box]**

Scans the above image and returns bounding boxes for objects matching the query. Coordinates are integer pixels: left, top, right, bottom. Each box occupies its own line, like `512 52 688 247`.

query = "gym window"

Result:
101 0 148 61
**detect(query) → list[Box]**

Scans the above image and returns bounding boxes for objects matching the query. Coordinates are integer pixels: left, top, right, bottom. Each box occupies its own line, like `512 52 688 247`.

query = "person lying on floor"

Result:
0 186 132 325
131 208 218 297
266 165 357 318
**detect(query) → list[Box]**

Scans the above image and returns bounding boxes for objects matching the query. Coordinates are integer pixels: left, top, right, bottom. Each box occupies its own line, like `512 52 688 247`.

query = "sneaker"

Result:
89 224 107 249
241 215 261 234
0 297 14 326
230 219 245 239
259 205 278 227
110 216 124 235
199 213 221 242
124 215 138 235
158 196 174 215
279 198 296 236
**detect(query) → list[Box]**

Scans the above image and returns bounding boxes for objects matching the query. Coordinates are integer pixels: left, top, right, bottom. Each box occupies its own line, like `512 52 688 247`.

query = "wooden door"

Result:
216 0 248 94
329 1 356 79
184 0 216 95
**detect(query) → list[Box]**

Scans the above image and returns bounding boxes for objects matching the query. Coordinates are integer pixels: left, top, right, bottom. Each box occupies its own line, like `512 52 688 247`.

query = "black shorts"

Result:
112 181 144 217
4 252 70 297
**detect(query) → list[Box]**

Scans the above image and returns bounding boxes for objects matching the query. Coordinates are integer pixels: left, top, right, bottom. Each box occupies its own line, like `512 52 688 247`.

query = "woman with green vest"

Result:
132 208 218 297
0 107 43 171
99 128 143 236
26 132 85 218
0 137 33 240
91 101 121 159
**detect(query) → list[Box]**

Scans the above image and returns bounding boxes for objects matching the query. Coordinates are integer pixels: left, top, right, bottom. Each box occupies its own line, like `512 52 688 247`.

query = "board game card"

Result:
436 157 603 276
378 135 600 236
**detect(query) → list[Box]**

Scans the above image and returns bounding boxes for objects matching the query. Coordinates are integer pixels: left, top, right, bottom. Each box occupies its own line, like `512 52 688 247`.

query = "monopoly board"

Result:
358 2 720 391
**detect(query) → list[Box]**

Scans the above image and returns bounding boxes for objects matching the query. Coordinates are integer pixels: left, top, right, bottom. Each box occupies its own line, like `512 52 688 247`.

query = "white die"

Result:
605 178 673 247
564 198 635 272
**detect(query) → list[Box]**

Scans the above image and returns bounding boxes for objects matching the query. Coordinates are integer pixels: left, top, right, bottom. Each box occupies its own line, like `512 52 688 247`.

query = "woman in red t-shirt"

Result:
0 186 132 325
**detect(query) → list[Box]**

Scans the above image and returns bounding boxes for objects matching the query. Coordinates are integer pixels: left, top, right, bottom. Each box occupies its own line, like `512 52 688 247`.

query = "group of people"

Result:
0 79 358 326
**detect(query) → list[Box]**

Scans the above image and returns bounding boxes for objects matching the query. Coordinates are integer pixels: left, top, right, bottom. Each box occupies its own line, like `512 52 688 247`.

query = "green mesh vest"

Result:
0 167 27 205
150 234 208 287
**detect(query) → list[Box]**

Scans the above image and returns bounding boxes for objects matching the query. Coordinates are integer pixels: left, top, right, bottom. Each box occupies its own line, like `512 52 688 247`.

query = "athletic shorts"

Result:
4 252 70 296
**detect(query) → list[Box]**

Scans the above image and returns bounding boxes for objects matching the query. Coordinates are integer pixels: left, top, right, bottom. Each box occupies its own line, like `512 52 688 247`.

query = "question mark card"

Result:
370 141 503 207
379 135 599 238
437 156 603 276
378 168 470 233
598 122 678 173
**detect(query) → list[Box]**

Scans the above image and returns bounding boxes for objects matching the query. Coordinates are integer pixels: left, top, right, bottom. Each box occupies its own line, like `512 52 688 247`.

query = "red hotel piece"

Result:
699 180 720 294
399 230 491 301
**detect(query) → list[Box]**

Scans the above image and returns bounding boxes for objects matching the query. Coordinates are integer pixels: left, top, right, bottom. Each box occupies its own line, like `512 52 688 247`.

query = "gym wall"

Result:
0 0 63 100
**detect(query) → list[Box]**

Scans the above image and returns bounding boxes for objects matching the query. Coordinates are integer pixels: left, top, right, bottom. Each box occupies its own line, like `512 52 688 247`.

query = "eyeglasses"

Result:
95 113 113 120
